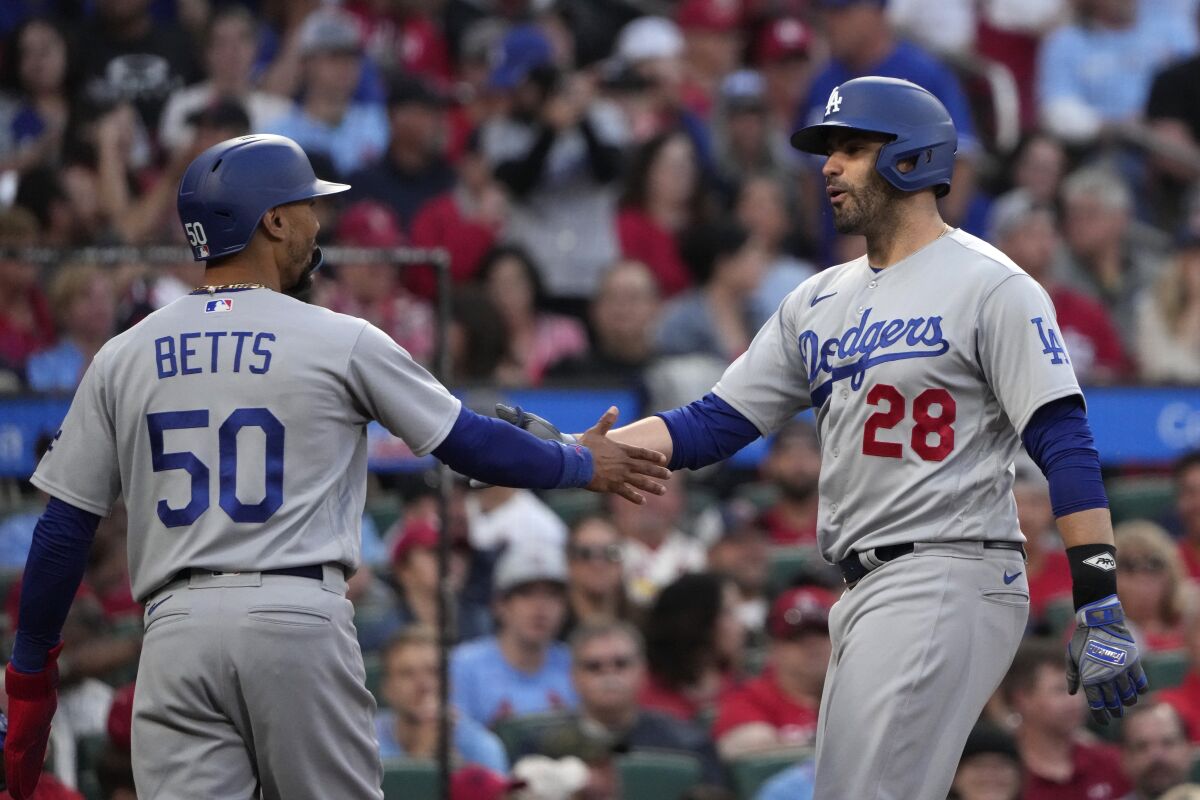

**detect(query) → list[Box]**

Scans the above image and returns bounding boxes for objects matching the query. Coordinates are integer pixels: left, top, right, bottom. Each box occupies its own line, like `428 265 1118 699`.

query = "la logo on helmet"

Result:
825 87 843 117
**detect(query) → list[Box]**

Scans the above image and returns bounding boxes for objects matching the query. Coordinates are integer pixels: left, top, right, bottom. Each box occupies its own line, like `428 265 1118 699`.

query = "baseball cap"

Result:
337 200 406 248
767 586 836 639
616 16 685 63
721 70 767 112
450 765 527 800
390 518 469 565
756 18 813 64
298 8 362 56
388 75 448 109
959 721 1020 764
489 25 554 90
677 0 743 32
493 542 568 594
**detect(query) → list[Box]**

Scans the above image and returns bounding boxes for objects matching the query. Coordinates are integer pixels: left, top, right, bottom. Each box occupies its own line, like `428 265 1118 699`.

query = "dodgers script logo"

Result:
799 307 949 405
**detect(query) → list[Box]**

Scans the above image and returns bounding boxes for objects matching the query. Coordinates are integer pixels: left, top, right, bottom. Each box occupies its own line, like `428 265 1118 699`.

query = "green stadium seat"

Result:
491 710 576 762
381 758 440 800
75 732 110 800
617 750 703 800
729 748 813 800
1190 752 1200 783
1143 650 1190 691
539 488 604 526
767 547 820 595
1042 598 1078 639
1106 477 1175 525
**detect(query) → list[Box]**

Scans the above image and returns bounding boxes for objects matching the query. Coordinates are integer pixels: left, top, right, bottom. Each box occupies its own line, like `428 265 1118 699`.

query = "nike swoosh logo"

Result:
1003 571 1022 585
147 594 173 616
810 292 837 307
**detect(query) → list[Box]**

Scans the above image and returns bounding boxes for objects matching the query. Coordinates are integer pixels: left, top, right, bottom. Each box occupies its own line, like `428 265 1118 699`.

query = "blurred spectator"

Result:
448 286 508 383
886 0 977 57
611 473 705 606
1159 611 1200 742
465 484 568 554
655 223 767 361
346 74 455 229
481 25 626 308
265 7 388 178
511 621 726 787
96 682 136 800
800 0 979 225
389 518 491 645
76 0 202 131
1002 133 1070 210
345 0 451 82
0 206 53 380
345 559 403 653
614 16 716 172
1134 201 1200 383
949 721 1023 800
450 765 525 800
477 245 589 386
27 263 115 392
1173 451 1200 573
1145 9 1200 223
1037 0 1194 144
546 259 662 386
317 200 434 363
756 420 821 546
1114 520 1193 653
677 0 744 120
703 500 771 631
617 131 704 297
408 130 506 299
561 515 636 641
1054 167 1169 348
0 17 75 173
157 7 291 155
753 17 816 165
755 761 817 800
640 572 744 723
376 625 509 771
734 173 816 327
451 542 577 726
989 193 1131 382
1012 466 1073 627
1003 638 1131 800
0 775 84 800
712 586 834 757
713 71 784 189
1119 702 1193 800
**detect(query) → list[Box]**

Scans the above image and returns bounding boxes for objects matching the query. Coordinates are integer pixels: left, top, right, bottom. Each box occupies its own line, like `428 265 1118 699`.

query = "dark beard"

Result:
284 247 322 301
832 170 905 236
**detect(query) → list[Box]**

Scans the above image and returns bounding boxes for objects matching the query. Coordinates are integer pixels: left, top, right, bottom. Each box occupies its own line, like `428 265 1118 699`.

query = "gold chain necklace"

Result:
190 283 268 294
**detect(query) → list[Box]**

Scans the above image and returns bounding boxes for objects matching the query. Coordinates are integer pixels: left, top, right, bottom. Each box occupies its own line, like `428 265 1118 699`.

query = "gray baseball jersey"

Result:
31 288 461 601
714 228 1082 564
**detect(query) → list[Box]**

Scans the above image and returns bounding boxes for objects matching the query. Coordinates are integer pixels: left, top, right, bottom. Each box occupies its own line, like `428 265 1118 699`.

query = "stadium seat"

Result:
1190 752 1200 784
617 750 703 800
381 758 440 800
1106 476 1175 525
1142 650 1190 690
75 732 110 800
729 748 813 800
492 710 576 761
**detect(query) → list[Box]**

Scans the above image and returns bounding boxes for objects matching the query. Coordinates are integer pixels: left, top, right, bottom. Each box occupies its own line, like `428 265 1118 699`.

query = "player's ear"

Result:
260 206 287 242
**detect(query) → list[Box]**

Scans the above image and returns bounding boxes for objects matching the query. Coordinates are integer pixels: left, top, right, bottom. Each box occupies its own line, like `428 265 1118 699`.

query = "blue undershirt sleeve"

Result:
11 496 100 673
656 393 762 471
1020 395 1109 518
432 406 593 490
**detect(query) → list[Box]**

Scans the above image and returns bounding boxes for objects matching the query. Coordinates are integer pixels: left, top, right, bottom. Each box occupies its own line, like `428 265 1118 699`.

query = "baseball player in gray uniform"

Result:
508 77 1149 799
2 134 670 800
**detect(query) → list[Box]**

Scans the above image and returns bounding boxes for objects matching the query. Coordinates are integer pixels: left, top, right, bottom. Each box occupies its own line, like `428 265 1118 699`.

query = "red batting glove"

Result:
4 642 64 800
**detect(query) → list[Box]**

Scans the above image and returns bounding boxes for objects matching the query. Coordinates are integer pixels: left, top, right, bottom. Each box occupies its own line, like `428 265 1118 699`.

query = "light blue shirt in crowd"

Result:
756 761 816 800
374 708 509 773
266 103 388 177
449 636 577 726
26 341 84 393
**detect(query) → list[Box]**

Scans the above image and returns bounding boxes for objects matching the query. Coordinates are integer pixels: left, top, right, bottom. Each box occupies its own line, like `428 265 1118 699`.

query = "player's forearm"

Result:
1056 507 1116 549
608 416 675 462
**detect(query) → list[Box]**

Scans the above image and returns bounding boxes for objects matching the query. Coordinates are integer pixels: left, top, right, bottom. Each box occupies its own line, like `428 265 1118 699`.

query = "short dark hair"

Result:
569 620 644 660
1120 701 1189 746
382 624 439 665
1001 637 1062 704
476 243 550 312
643 572 732 690
678 223 750 285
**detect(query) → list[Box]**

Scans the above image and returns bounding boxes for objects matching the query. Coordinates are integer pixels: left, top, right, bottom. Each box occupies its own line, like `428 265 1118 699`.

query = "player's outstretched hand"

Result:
1065 594 1150 725
579 406 670 505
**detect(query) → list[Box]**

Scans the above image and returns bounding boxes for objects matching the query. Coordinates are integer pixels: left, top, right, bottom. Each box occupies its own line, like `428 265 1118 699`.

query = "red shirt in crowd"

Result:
344 2 451 83
1159 671 1200 743
1022 741 1131 800
616 209 693 298
1048 287 1131 380
1026 549 1073 623
639 672 737 724
0 289 55 370
0 774 84 800
757 505 817 547
1178 541 1200 582
408 192 500 299
711 669 819 745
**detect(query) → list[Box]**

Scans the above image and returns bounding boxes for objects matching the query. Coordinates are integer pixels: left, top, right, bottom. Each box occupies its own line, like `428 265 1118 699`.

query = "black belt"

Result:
838 541 1027 586
170 563 328 584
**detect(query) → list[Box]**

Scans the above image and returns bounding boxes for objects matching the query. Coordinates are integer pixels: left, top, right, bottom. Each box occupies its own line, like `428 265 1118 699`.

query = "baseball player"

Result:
2 134 670 800
509 77 1148 799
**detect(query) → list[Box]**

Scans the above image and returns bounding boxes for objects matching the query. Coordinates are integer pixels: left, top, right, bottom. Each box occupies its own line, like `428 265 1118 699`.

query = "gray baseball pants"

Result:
812 541 1030 800
131 566 383 800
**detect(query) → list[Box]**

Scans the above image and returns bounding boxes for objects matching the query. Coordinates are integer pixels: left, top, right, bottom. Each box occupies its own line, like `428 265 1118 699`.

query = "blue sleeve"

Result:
432 406 593 490
10 497 100 673
656 393 762 471
1021 396 1109 518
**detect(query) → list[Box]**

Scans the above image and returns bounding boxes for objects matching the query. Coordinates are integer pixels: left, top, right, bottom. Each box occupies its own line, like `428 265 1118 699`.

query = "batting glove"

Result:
469 405 577 489
1065 595 1149 725
4 642 64 799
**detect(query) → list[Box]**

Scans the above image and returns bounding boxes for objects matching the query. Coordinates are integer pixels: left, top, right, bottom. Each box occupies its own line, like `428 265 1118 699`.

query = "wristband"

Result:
1067 544 1118 611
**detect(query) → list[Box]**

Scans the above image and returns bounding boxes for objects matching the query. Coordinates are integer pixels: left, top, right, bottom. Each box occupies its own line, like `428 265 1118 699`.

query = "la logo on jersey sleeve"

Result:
1030 317 1069 365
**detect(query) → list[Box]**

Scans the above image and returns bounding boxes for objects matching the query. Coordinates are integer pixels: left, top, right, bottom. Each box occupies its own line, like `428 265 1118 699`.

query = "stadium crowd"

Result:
1 0 1200 798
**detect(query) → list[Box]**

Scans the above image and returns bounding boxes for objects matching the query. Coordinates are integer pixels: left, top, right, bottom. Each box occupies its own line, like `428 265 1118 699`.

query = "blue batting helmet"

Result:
791 76 957 198
177 134 349 261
